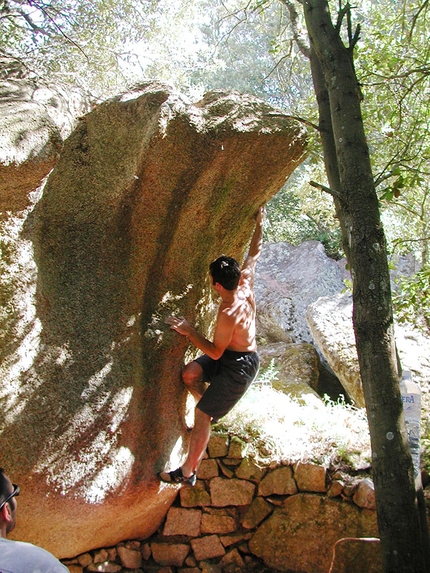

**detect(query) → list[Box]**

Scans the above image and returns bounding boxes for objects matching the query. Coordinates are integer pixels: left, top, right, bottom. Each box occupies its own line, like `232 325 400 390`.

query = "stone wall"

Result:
62 433 381 573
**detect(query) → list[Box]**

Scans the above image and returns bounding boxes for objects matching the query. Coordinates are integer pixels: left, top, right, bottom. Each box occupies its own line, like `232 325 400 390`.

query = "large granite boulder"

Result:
307 292 430 408
258 341 321 402
0 59 89 214
0 81 306 557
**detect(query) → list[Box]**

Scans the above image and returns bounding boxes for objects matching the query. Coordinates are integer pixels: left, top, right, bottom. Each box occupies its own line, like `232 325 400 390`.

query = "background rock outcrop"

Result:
255 240 347 344
254 241 429 407
0 59 89 214
254 240 349 400
258 342 321 402
0 81 306 557
307 292 430 408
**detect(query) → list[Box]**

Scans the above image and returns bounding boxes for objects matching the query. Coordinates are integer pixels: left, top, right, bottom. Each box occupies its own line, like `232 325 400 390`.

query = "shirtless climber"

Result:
160 206 266 486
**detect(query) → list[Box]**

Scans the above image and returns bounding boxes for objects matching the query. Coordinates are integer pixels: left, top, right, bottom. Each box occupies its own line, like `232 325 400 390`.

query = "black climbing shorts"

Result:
195 349 260 422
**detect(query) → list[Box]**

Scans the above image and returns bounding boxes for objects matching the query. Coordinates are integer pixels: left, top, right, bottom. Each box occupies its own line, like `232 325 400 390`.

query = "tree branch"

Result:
392 235 430 248
263 50 291 79
335 2 348 33
279 0 310 58
409 0 429 39
309 180 341 200
267 112 320 131
18 7 49 35
29 0 90 61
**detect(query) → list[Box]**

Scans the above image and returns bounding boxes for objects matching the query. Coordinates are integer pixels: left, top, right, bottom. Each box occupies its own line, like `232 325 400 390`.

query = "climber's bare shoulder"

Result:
217 287 256 353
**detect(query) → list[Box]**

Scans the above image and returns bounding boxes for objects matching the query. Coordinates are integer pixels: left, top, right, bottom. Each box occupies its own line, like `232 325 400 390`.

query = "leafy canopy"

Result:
1 0 429 284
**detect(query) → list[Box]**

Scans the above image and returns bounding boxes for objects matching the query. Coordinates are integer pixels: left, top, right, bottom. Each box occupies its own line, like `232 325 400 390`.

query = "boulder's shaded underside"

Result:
0 81 306 557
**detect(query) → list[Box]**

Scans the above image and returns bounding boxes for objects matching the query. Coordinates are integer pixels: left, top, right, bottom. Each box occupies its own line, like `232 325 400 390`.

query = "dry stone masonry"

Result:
62 433 381 573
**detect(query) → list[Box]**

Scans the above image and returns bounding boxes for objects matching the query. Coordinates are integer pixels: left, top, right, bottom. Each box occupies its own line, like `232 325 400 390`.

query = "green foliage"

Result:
255 359 280 386
379 167 404 202
265 163 343 259
342 278 353 293
1 0 429 270
420 416 430 475
0 0 161 97
356 0 430 265
392 267 430 334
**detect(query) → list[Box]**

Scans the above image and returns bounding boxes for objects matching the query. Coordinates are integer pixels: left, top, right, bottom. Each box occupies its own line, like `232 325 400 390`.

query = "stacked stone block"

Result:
62 433 379 573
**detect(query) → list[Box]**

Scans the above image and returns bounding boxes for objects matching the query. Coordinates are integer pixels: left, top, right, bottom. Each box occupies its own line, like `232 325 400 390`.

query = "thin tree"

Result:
287 0 430 571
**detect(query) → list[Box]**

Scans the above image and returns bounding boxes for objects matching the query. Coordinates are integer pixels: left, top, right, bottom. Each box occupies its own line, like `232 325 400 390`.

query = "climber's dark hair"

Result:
209 256 241 291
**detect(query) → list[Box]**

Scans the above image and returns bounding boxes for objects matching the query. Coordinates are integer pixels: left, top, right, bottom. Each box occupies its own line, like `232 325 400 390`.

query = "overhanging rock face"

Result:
0 82 307 558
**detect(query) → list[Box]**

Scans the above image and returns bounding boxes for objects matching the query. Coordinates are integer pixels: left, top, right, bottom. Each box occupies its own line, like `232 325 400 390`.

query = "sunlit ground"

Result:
215 380 372 470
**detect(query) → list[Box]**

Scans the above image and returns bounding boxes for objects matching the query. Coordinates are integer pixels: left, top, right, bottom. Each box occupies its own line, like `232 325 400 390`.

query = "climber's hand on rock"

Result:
165 315 190 336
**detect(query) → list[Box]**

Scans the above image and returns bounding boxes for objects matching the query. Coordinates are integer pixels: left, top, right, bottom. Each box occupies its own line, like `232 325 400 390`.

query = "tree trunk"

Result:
307 43 350 261
302 1 428 571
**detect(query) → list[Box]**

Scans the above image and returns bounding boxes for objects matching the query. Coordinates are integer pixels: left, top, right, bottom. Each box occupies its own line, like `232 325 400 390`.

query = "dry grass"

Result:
215 378 372 470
